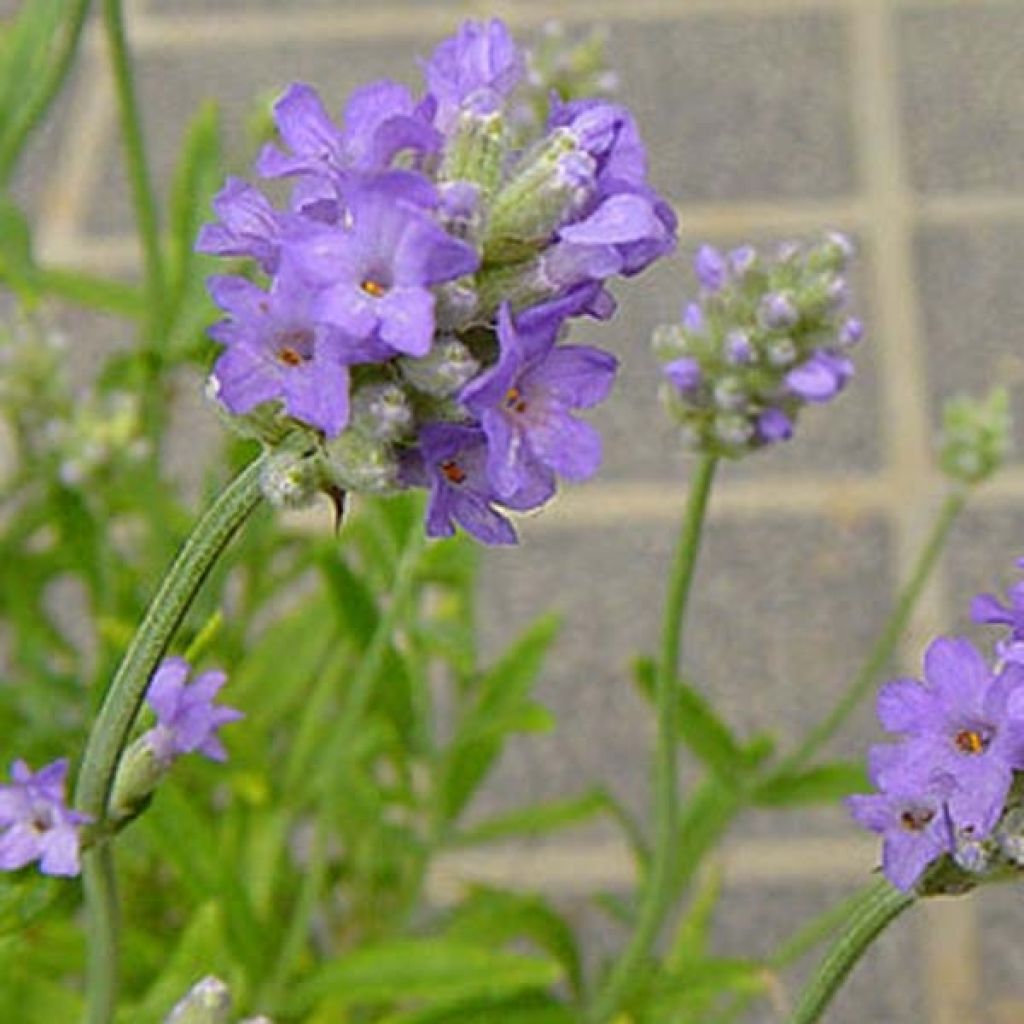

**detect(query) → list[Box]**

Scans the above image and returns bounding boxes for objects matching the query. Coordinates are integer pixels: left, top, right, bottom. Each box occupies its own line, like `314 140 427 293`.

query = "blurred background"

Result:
5 0 1024 1020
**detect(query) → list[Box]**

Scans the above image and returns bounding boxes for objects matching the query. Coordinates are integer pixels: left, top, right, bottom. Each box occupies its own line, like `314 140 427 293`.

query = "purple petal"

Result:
527 410 603 482
146 657 190 723
378 287 435 357
526 345 617 409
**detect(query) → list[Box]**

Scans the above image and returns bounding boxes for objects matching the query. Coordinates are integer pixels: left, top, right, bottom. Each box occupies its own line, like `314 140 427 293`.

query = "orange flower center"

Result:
955 729 987 755
361 278 387 298
505 386 528 414
440 459 466 485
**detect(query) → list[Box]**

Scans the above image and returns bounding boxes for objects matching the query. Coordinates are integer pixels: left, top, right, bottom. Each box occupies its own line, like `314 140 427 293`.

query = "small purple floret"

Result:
460 303 617 498
144 657 244 766
0 759 89 877
694 244 727 292
664 357 702 395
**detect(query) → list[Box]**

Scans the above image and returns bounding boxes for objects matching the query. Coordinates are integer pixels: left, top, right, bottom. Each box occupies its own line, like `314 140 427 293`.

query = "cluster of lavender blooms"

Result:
653 235 863 457
0 658 240 877
197 19 675 544
847 562 1024 891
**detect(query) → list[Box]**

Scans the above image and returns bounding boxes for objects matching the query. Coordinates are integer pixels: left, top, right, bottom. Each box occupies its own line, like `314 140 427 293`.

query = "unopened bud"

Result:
400 337 480 398
350 383 413 443
110 732 170 821
325 431 398 494
164 976 232 1024
259 448 322 509
939 387 1011 485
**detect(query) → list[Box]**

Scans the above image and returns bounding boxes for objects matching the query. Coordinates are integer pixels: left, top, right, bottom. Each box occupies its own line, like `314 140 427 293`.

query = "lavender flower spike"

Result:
460 303 617 498
144 657 244 766
0 759 89 877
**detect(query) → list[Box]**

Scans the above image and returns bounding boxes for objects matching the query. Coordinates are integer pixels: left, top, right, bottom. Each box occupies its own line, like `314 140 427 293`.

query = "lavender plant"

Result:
0 5 1019 1024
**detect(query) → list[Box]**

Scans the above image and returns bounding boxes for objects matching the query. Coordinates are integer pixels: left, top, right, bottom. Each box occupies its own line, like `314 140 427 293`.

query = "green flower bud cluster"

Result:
938 386 1011 485
654 234 864 458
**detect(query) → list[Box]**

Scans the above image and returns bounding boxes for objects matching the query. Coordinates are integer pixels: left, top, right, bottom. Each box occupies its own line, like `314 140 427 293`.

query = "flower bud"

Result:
939 387 1011 485
110 734 170 822
324 430 399 493
350 382 413 443
399 337 480 398
164 976 232 1024
439 107 508 196
259 448 322 509
485 127 593 255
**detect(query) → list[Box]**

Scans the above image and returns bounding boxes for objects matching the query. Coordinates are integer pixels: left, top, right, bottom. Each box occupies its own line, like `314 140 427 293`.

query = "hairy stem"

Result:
787 880 914 1024
589 454 718 1022
76 456 265 1024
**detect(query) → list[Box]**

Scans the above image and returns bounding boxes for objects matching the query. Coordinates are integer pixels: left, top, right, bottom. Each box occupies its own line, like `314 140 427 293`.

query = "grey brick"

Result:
897 4 1024 195
472 510 893 838
609 13 858 204
914 222 1024 461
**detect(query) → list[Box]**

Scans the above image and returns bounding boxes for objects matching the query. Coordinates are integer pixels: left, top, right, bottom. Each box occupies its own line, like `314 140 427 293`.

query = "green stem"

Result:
787 880 914 1024
0 0 93 184
780 489 966 774
75 456 266 1024
590 455 718 1023
101 0 167 337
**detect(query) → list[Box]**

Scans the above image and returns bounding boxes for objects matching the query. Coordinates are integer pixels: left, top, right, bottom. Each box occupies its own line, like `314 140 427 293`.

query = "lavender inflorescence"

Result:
653 235 863 458
848 558 1024 891
198 19 676 544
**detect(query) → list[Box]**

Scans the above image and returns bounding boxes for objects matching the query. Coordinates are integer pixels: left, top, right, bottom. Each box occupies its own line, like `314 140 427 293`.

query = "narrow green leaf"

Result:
666 862 724 971
380 992 576 1024
445 888 583 998
752 761 869 807
291 939 562 1013
451 789 611 847
633 657 751 783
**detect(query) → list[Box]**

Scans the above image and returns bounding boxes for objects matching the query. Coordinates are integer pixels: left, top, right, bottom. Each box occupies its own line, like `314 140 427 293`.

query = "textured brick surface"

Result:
897 3 1024 195
914 222 1024 459
611 13 858 204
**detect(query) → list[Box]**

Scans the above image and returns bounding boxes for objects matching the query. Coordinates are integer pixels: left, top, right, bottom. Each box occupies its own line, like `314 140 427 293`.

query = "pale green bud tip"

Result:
164 976 232 1024
939 386 1012 485
324 430 399 494
110 734 170 821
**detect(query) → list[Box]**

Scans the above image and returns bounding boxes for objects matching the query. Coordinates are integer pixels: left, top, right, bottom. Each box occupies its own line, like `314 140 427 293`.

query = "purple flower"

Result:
724 330 754 365
143 657 243 766
972 566 1024 664
0 759 88 877
847 749 955 891
838 317 864 347
424 19 524 132
664 357 702 394
292 174 479 358
460 303 617 498
256 81 438 187
785 350 853 403
757 408 793 443
757 291 798 330
875 637 1024 835
402 422 551 545
207 264 355 437
196 177 282 273
694 245 727 291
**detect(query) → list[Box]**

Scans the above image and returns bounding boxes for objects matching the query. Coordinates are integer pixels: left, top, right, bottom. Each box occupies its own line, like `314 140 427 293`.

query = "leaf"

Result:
0 874 65 935
0 195 36 299
444 887 584 1000
646 957 768 1016
451 789 612 847
632 658 753 783
291 939 562 1014
437 614 561 823
380 992 576 1024
115 904 242 1024
666 862 724 971
752 761 869 807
